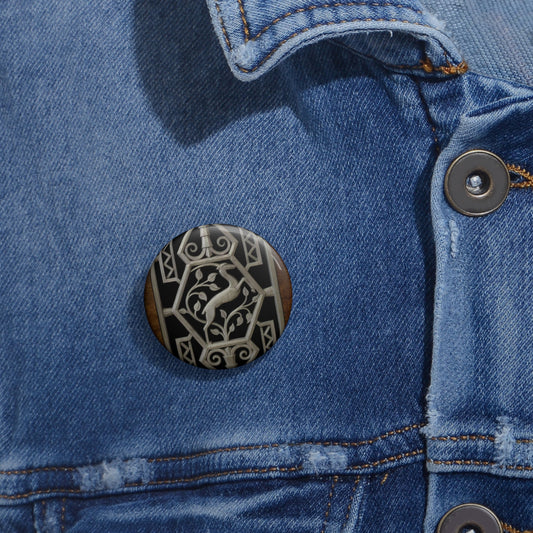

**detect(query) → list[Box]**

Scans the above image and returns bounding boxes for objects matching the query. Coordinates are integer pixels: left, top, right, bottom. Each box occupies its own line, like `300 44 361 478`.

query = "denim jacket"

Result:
1 0 532 531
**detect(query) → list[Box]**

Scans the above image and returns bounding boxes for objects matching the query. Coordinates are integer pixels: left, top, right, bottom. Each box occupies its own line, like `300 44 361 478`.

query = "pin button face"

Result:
144 224 292 369
436 503 502 533
444 149 510 216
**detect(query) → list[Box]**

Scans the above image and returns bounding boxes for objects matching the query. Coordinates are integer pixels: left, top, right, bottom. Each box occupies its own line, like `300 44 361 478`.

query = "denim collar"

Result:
206 0 467 81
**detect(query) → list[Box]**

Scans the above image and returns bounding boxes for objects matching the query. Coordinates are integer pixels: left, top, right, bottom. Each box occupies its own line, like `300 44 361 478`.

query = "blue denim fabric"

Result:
0 0 532 531
423 0 533 87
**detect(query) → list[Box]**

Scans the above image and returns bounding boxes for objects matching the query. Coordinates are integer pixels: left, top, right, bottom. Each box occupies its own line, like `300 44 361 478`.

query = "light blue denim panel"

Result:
417 71 533 529
206 0 465 80
422 78 533 471
423 0 533 87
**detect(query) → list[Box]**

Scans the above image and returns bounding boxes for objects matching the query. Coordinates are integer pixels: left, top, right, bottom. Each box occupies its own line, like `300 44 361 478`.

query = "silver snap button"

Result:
436 503 502 533
444 149 510 216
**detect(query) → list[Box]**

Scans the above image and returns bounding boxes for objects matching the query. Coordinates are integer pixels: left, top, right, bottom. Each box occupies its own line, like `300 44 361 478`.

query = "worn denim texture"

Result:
0 0 532 531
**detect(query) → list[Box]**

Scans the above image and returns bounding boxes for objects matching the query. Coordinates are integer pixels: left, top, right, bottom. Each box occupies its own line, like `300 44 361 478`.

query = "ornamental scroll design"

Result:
151 224 285 369
177 262 261 344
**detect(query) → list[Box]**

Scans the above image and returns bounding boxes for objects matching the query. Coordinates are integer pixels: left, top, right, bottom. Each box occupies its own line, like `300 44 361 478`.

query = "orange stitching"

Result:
237 0 250 40
60 497 66 532
0 465 77 475
341 476 361 530
42 500 46 521
506 464 533 471
380 472 389 484
346 449 424 470
430 434 533 444
429 435 495 442
0 424 423 476
420 56 468 75
215 1 232 50
384 57 467 74
216 1 467 74
0 466 305 499
286 423 424 447
321 475 339 533
0 448 423 500
236 19 466 74
148 443 280 463
507 163 533 188
333 42 467 75
503 523 522 533
428 458 533 471
0 488 82 500
124 465 304 488
501 522 533 533
428 458 496 466
148 423 424 463
250 2 424 41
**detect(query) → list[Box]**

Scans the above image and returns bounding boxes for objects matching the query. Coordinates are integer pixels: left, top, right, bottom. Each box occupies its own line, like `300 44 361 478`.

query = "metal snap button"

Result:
144 224 292 369
436 503 502 533
444 149 510 216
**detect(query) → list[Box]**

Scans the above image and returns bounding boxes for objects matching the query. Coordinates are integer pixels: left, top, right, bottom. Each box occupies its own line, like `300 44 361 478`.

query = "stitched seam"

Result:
0 488 83 501
428 458 533 471
0 466 77 475
330 39 467 75
126 465 305 487
341 476 361 530
507 464 533 471
413 77 440 154
346 449 424 470
237 0 250 39
215 1 232 50
147 423 424 463
429 435 496 442
429 458 496 466
215 1 468 73
0 423 423 476
380 472 389 484
501 521 533 533
235 19 467 73
60 497 66 532
248 2 424 42
430 435 533 444
507 163 533 188
0 467 304 500
0 450 424 500
420 55 467 75
321 475 339 533
502 523 522 533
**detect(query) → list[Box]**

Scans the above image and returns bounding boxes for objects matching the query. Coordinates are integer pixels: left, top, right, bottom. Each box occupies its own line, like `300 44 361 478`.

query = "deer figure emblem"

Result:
203 263 245 337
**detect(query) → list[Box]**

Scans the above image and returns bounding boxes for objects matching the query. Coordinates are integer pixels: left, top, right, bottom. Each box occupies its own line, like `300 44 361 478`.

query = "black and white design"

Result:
150 225 287 369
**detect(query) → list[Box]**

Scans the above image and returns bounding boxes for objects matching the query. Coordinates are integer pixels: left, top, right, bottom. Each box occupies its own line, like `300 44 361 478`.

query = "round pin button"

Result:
144 224 292 369
436 503 502 533
444 149 510 216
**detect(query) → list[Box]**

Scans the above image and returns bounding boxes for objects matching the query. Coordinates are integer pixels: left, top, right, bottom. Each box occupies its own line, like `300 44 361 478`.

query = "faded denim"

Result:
0 0 532 531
